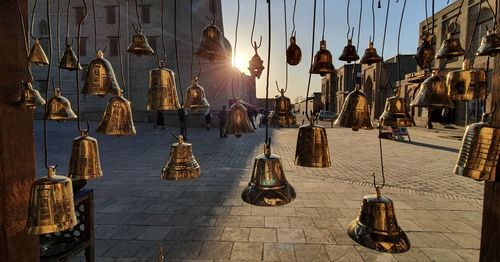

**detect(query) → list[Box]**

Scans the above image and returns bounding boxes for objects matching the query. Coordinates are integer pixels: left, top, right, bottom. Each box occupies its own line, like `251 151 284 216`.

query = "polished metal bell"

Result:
248 47 265 79
242 142 296 206
83 50 122 96
161 135 201 180
269 112 297 128
295 119 331 167
477 29 500 57
183 77 210 110
334 89 374 131
271 89 296 127
286 35 302 65
414 33 435 69
59 44 82 71
68 130 103 180
410 70 454 108
127 27 155 56
310 40 335 76
26 166 77 234
19 81 46 110
224 98 255 137
274 89 292 115
347 186 410 253
147 60 180 111
435 33 465 60
28 39 49 66
338 39 360 63
96 91 136 136
379 96 415 128
360 41 382 65
447 59 487 101
195 20 228 61
45 88 77 121
454 112 500 182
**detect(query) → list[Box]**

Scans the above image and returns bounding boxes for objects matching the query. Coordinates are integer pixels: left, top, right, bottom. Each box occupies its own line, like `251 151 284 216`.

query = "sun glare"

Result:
233 54 249 73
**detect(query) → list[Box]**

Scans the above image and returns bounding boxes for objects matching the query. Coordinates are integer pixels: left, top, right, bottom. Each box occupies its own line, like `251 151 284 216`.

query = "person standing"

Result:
218 106 228 138
248 108 256 129
204 109 212 131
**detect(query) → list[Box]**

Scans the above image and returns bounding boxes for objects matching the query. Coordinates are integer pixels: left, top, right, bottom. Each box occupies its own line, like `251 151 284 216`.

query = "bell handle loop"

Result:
252 36 263 51
47 164 58 179
264 137 272 157
372 172 384 198
79 120 90 135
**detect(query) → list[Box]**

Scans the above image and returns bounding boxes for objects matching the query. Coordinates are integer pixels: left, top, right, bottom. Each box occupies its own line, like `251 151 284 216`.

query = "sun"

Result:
233 54 250 73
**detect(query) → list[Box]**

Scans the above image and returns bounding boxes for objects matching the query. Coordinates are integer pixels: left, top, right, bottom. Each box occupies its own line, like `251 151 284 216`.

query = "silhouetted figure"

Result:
248 109 256 129
178 108 188 140
218 106 228 138
204 109 212 131
154 110 165 129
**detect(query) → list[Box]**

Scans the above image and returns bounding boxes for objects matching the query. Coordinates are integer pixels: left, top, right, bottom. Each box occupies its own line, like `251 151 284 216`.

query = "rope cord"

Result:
30 0 39 40
230 0 240 99
351 0 362 90
381 0 390 59
57 0 62 87
117 0 126 91
397 0 407 84
424 0 430 33
75 0 88 132
43 0 53 169
465 0 483 59
371 0 376 43
65 0 71 45
16 0 30 58
432 0 435 35
321 0 326 40
292 0 297 36
284 0 288 92
485 0 499 29
190 0 194 78
134 0 142 29
161 0 166 61
91 0 98 52
451 0 466 34
174 0 184 104
305 0 317 120
265 0 271 142
346 0 350 39
250 0 257 45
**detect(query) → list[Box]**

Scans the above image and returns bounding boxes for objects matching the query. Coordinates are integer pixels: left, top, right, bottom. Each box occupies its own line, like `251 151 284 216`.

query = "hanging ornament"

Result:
195 18 228 61
435 32 465 59
272 85 296 127
286 35 302 65
19 81 46 110
360 40 382 65
224 98 255 137
68 128 103 180
477 29 500 57
414 32 435 69
335 87 374 131
161 135 201 180
339 39 360 63
379 92 415 128
96 90 136 136
183 77 210 111
45 88 77 121
127 25 155 56
59 44 82 70
447 59 487 101
310 40 335 76
28 39 50 66
147 60 180 110
82 50 121 96
295 117 331 167
248 40 265 78
410 70 454 108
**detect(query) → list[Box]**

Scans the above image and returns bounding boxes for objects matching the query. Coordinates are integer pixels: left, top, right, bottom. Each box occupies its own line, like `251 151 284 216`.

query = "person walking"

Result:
218 106 228 138
248 108 256 129
204 109 212 131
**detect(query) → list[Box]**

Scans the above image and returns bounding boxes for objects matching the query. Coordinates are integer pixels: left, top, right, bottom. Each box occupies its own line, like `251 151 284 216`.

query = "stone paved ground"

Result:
34 119 484 261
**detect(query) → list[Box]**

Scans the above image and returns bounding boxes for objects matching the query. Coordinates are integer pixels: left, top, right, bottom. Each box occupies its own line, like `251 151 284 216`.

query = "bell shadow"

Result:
397 139 459 153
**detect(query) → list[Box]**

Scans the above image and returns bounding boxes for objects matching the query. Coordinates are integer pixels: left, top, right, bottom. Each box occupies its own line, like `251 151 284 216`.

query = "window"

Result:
147 36 158 53
106 6 117 24
74 7 85 25
139 5 151 24
74 37 88 57
467 6 494 58
108 37 119 56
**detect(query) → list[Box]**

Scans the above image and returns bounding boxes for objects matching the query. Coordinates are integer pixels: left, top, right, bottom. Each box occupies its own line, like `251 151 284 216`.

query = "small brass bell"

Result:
435 32 465 60
127 26 155 56
339 39 360 63
28 39 49 66
379 95 415 128
224 98 255 137
83 50 122 96
183 77 210 110
59 44 82 71
334 88 374 131
274 89 292 115
96 90 136 136
68 129 103 180
295 118 331 167
271 88 296 127
242 141 296 206
476 29 500 57
447 59 487 101
147 60 180 111
360 41 383 66
19 81 46 110
161 135 201 180
410 70 454 108
195 19 228 61
414 33 435 69
248 41 265 79
454 111 500 182
286 35 302 65
45 88 77 121
26 166 78 234
310 40 335 76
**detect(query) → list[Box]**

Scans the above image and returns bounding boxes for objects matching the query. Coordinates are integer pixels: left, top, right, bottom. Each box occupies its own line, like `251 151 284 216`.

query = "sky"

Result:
221 0 450 100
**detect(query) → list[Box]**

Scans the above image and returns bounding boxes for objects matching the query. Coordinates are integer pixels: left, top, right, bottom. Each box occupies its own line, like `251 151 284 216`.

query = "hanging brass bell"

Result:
161 135 201 180
274 89 292 115
360 41 383 65
347 186 410 253
26 166 78 234
447 59 487 101
410 70 454 108
224 98 255 137
310 40 335 76
295 118 331 167
45 88 77 121
435 32 465 60
271 89 296 127
248 45 265 79
183 77 210 110
414 33 435 69
334 88 374 131
242 142 296 206
127 27 155 56
477 29 500 57
68 129 103 180
96 90 136 136
338 39 360 63
28 39 49 66
379 95 415 128
195 19 228 61
286 35 302 65
82 50 122 96
454 111 500 182
19 81 46 110
59 44 82 71
147 60 180 111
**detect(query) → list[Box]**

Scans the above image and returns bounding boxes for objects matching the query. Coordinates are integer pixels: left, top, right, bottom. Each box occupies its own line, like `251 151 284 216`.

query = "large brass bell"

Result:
59 44 82 71
127 26 155 56
183 77 210 110
310 40 335 76
248 41 265 79
82 50 121 96
447 59 487 101
242 141 296 206
19 81 46 110
435 32 465 60
295 118 331 167
379 95 415 128
454 110 500 182
477 29 500 57
161 135 201 180
224 98 255 137
45 88 77 121
334 88 374 131
28 39 49 66
68 129 103 180
360 41 383 65
410 70 454 108
148 60 180 111
286 35 302 65
96 90 136 136
414 33 435 69
339 39 360 63
195 19 228 61
26 166 77 234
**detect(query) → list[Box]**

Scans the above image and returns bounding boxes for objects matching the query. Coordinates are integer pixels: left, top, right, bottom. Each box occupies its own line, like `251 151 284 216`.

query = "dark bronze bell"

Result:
347 186 410 253
286 35 302 65
28 39 49 66
414 33 435 69
242 142 296 206
454 111 500 182
19 81 46 110
68 129 103 180
339 39 360 63
295 118 331 167
96 90 136 136
183 77 210 110
59 44 82 71
248 42 265 79
224 98 255 137
82 50 122 96
127 27 155 56
310 40 335 76
26 166 77 234
410 70 454 108
195 19 228 61
334 88 374 131
447 59 487 101
147 60 180 111
360 41 382 65
161 135 201 180
379 95 415 128
476 29 500 57
45 88 77 121
271 88 296 127
435 32 465 60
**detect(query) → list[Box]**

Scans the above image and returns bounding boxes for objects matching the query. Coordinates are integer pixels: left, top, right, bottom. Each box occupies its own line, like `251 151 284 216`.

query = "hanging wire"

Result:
451 0 466 34
485 0 499 29
424 0 430 33
230 0 241 99
265 0 271 143
321 0 326 40
371 0 376 43
465 0 484 59
161 0 166 62
16 0 33 83
43 0 53 169
134 0 142 30
304 0 317 120
76 0 88 132
56 0 62 89
250 0 258 45
174 0 184 104
432 0 435 36
65 0 72 46
346 0 355 41
291 0 297 36
117 0 126 93
350 0 363 90
30 0 40 40
381 0 390 59
283 0 288 92
190 0 194 79
396 0 407 83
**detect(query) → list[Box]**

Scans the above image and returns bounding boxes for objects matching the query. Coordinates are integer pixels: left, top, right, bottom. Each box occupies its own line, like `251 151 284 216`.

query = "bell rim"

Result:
26 219 78 235
160 167 201 180
347 219 410 253
241 182 296 207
